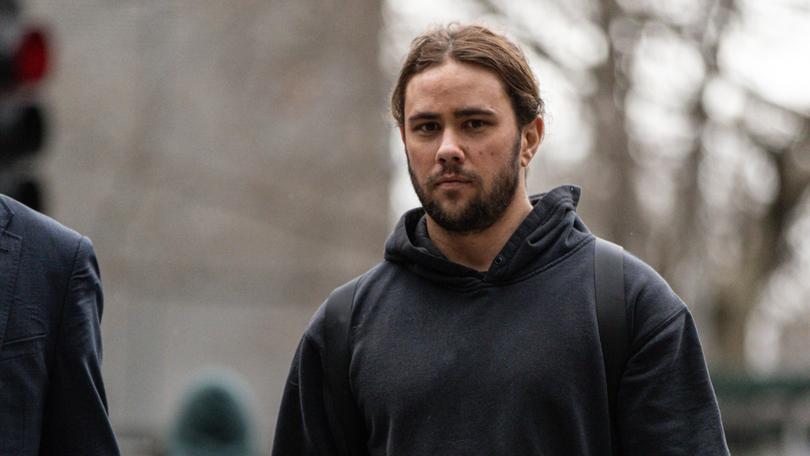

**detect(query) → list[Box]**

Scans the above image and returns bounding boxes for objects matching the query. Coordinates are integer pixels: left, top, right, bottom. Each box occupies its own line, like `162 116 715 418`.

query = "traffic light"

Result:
0 0 49 211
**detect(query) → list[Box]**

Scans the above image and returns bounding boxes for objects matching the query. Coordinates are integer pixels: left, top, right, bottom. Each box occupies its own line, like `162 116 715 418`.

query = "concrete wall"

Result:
23 0 389 451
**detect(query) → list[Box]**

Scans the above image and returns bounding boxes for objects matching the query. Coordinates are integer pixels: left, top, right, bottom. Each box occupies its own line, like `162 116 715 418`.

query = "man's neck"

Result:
426 192 534 272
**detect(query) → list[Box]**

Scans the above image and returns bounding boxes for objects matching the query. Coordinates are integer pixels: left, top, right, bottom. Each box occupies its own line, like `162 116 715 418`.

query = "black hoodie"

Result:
272 185 729 455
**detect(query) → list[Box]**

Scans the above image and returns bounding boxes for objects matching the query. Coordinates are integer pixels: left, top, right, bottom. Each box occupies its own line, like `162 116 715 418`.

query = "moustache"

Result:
426 163 481 189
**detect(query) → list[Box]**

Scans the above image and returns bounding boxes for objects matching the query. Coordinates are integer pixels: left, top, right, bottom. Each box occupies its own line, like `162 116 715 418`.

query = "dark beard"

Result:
407 136 522 235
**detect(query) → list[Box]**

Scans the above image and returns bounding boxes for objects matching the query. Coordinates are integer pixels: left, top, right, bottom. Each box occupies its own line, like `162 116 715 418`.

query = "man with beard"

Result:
272 24 728 455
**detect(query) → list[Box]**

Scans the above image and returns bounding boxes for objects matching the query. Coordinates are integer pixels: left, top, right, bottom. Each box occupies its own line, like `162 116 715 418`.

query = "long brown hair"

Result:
391 24 544 128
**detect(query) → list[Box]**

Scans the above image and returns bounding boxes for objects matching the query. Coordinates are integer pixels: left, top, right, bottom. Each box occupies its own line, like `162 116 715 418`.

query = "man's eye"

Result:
464 119 486 129
415 123 439 133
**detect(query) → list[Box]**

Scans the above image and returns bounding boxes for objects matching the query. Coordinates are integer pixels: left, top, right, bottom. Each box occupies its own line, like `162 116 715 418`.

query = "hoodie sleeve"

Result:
615 253 729 455
272 307 342 456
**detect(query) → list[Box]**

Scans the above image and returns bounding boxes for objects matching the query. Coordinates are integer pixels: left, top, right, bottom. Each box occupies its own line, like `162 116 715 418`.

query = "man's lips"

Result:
434 177 472 188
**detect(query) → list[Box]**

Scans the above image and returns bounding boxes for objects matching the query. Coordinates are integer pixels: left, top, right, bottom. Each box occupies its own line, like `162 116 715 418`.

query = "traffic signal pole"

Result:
0 0 49 212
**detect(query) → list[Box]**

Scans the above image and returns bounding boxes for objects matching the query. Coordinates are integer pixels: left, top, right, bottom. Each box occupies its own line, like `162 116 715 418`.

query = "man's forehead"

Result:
403 60 510 117
407 60 504 94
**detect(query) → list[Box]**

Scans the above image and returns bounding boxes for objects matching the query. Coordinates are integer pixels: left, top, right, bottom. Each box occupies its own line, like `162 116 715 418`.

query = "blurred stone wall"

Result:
23 0 388 451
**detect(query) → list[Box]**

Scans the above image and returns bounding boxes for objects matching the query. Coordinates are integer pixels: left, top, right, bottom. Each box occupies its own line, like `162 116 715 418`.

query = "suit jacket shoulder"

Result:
1 194 83 255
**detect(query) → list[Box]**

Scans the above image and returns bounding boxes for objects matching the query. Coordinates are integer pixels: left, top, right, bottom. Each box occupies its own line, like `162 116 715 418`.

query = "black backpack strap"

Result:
323 276 365 456
594 238 628 454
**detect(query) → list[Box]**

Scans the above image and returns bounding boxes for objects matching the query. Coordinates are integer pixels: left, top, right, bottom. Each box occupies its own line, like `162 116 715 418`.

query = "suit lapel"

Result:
0 196 22 349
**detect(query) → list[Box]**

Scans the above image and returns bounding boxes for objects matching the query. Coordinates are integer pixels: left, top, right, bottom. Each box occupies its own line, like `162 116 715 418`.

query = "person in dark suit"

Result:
0 194 119 454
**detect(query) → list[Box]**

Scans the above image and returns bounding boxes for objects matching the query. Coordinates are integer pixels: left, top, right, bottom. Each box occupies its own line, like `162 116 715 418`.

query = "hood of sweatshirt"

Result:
383 185 592 287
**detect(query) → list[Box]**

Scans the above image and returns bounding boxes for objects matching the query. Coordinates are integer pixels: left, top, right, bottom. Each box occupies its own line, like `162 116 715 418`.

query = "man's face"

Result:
401 60 530 234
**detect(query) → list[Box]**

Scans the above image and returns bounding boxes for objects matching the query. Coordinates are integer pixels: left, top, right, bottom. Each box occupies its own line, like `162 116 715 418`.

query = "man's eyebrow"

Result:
407 112 440 123
454 107 496 117
407 107 497 123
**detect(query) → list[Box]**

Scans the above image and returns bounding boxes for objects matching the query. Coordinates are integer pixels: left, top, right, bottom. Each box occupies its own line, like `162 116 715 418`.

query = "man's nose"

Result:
435 130 465 165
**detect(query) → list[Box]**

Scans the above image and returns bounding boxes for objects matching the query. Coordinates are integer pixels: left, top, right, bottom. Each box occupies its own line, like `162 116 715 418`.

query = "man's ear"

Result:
519 117 544 168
